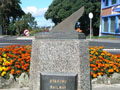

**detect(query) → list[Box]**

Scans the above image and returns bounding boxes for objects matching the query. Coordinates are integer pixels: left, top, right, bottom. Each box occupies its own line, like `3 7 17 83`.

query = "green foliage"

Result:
0 0 24 35
45 0 101 36
14 13 37 35
30 28 43 36
8 22 16 35
86 35 117 39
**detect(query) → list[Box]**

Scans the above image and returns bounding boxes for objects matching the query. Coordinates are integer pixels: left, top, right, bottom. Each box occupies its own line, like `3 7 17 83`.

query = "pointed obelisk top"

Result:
35 6 85 39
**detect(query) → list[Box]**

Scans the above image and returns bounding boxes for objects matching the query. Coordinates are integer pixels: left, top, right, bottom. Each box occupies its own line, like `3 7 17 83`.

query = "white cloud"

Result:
37 19 55 27
23 6 48 17
23 6 55 27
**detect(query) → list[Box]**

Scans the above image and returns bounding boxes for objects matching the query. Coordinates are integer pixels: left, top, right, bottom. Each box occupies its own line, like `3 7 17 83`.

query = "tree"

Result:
9 0 24 23
14 13 37 35
0 0 24 35
45 0 101 36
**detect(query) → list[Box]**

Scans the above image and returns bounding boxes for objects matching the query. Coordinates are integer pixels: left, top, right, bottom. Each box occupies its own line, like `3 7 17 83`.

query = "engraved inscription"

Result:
40 72 78 90
50 85 66 89
49 79 67 90
49 80 67 83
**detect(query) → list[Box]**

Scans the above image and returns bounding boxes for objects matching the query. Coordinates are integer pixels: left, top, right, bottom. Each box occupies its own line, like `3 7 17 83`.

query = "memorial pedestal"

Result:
30 38 91 90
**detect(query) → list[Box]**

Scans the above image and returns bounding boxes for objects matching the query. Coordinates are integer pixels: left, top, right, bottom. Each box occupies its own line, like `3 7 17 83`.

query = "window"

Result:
103 0 109 7
116 16 120 33
103 17 108 32
112 0 116 4
110 16 115 33
105 0 109 6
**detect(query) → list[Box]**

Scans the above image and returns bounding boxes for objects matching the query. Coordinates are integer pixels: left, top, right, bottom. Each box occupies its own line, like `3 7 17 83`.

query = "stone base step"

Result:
1 85 120 90
92 84 120 90
0 87 29 90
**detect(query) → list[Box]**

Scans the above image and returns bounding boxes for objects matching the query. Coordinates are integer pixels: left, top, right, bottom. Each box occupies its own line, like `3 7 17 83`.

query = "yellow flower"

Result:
4 67 8 71
0 67 3 71
7 57 9 59
93 74 97 78
0 57 2 62
101 53 105 56
2 58 7 62
97 73 101 76
1 71 6 76
90 48 94 50
2 67 6 70
95 52 98 55
91 51 94 54
3 54 7 57
4 61 10 66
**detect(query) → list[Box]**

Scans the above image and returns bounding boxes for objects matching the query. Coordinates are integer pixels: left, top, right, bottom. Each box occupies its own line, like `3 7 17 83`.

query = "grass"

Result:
86 35 118 39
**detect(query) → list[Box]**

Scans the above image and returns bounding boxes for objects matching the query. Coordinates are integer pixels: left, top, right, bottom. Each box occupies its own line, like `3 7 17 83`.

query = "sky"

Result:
20 0 54 27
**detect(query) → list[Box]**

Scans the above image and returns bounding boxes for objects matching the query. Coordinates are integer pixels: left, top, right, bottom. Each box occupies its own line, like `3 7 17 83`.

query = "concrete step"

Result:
1 84 120 90
92 84 120 90
0 87 29 90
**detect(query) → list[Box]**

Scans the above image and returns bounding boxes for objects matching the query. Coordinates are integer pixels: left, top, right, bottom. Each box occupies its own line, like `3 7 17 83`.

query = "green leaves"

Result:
14 13 37 35
0 0 24 35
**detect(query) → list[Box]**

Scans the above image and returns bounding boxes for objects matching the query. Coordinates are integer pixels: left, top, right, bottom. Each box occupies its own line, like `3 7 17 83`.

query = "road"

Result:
90 41 120 49
0 38 120 49
0 39 32 48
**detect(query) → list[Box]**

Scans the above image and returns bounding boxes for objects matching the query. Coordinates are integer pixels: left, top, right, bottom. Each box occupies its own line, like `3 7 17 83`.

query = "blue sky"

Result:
20 0 54 27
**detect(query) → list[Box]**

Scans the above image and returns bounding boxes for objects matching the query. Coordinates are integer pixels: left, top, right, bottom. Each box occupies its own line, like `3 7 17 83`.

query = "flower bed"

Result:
0 45 120 79
89 46 120 79
0 45 31 79
0 45 120 87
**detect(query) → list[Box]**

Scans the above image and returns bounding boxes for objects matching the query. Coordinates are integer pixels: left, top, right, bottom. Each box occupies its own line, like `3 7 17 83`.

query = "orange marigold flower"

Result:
93 56 96 59
5 62 10 66
99 46 104 49
100 72 103 75
17 44 20 47
99 56 104 60
16 70 21 74
26 60 30 62
108 69 114 73
90 64 96 67
93 68 97 71
18 58 22 61
17 65 21 69
101 69 104 72
116 69 119 72
4 68 8 71
21 61 24 65
27 69 30 72
90 58 93 62
11 69 15 75
96 61 99 65
15 62 19 65
91 72 93 75
8 66 11 70
93 74 97 78
116 63 119 65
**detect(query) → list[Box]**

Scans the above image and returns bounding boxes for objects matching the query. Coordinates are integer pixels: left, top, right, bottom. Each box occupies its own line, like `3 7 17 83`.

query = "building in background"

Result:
100 0 120 36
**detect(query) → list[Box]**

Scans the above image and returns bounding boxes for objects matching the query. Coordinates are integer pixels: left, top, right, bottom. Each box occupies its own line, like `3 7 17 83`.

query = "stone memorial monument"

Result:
30 6 91 90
